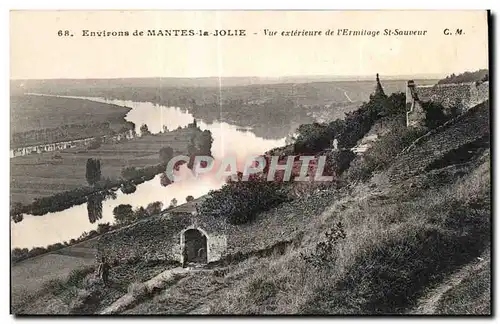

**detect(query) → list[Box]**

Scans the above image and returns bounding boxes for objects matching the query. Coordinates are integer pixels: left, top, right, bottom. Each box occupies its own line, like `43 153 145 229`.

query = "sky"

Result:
10 10 489 79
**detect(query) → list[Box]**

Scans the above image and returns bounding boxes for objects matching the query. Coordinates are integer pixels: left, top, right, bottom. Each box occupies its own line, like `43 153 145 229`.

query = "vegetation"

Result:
121 183 137 195
140 124 151 136
198 173 290 225
85 158 102 186
113 204 135 225
348 120 424 182
437 69 489 85
146 201 163 216
301 223 346 270
159 146 174 165
422 101 449 129
185 195 194 203
10 95 132 148
169 198 178 208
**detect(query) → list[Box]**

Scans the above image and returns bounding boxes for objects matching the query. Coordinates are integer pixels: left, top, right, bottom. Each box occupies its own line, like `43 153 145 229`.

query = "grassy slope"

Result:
10 127 198 205
125 101 491 315
10 95 131 141
14 100 490 315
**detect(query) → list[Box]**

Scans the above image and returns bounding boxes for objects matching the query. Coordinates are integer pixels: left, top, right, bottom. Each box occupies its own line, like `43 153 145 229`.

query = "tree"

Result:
140 124 151 136
185 195 195 203
162 125 169 133
85 158 102 186
146 201 163 215
293 123 334 154
159 146 174 165
97 222 112 234
383 92 407 116
113 204 134 225
134 206 149 220
169 198 178 208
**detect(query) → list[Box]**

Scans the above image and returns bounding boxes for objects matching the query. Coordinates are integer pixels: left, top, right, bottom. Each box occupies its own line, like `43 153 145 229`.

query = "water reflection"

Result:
11 95 287 249
86 190 117 224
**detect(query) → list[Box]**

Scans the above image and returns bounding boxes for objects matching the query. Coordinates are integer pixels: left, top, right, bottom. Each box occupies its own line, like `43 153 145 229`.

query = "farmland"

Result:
10 127 201 205
10 95 132 148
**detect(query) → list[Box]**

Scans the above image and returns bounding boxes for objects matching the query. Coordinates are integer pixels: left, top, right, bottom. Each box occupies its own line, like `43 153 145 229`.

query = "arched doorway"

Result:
182 228 208 264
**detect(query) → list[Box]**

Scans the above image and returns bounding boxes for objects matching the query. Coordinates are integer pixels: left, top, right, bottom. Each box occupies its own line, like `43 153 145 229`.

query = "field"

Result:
10 95 132 147
10 127 199 205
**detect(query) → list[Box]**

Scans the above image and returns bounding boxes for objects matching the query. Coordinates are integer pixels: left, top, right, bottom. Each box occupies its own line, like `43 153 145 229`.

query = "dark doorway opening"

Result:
183 229 208 264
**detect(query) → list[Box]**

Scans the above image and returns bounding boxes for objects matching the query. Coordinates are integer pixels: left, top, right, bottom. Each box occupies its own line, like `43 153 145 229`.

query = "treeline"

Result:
11 198 171 263
437 69 489 85
197 87 455 225
198 90 397 226
11 122 115 148
11 222 114 263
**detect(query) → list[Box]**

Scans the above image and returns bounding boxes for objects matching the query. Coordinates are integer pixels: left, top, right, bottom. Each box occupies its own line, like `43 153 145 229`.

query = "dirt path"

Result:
100 266 213 315
410 253 490 315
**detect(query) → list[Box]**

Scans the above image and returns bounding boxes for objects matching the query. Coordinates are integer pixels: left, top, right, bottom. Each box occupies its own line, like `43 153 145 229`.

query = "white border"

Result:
2 1 498 323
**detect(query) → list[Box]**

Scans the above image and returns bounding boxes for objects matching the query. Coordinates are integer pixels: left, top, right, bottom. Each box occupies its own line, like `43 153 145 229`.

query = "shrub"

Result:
146 201 163 215
69 288 101 314
121 183 137 194
97 222 112 234
422 101 449 129
198 174 290 225
326 149 356 176
293 123 334 154
67 266 96 287
134 206 149 219
301 223 346 270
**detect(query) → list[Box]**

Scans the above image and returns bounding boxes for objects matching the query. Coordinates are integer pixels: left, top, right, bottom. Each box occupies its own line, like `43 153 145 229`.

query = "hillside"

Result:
12 96 490 315
10 95 132 148
123 100 491 315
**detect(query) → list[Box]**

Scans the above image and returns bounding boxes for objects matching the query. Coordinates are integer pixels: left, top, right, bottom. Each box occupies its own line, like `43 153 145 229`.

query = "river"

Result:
11 95 287 249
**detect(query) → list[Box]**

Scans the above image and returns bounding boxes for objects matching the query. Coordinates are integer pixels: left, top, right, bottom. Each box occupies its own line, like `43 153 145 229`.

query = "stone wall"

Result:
406 80 489 128
97 213 193 264
97 210 229 264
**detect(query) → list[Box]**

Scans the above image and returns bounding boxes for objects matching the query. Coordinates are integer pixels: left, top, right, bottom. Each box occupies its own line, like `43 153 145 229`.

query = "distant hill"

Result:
10 74 444 95
437 69 489 85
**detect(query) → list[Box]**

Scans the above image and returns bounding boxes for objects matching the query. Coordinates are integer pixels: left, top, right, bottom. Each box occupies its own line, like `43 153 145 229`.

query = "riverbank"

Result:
10 126 205 207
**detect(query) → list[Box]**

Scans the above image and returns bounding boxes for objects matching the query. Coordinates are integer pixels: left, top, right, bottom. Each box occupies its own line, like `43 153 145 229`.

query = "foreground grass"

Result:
12 259 172 315
434 252 491 315
210 151 490 315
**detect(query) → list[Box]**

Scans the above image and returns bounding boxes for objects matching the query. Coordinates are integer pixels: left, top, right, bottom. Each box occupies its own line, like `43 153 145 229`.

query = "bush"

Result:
326 149 356 176
121 183 137 194
293 123 334 154
198 174 290 225
422 101 449 129
97 222 112 234
301 223 346 270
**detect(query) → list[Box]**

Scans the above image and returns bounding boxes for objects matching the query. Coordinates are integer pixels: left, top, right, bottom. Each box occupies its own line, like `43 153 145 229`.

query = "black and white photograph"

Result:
9 10 491 315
